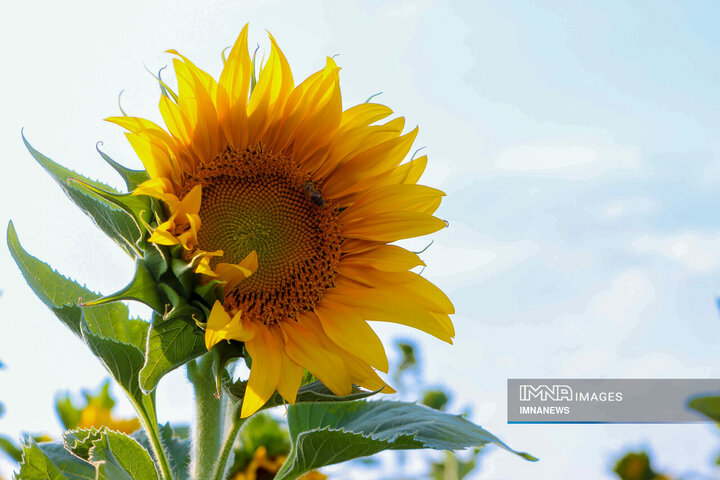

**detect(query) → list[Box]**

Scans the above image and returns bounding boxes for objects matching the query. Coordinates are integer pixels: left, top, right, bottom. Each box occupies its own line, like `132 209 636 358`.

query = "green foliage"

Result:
228 413 291 475
613 451 670 480
394 341 419 384
55 396 84 432
62 428 160 480
0 435 23 463
17 440 95 480
274 400 537 480
140 316 207 394
429 450 484 480
22 133 148 258
90 429 159 480
688 395 720 422
95 144 149 191
63 429 104 461
422 389 451 412
132 424 192 480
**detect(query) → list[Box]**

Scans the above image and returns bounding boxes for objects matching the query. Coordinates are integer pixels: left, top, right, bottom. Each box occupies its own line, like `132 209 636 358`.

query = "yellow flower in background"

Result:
109 25 454 418
76 400 140 435
56 381 141 435
230 446 326 480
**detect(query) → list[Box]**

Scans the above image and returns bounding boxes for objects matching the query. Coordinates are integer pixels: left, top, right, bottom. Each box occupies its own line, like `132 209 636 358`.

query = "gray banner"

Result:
507 379 720 423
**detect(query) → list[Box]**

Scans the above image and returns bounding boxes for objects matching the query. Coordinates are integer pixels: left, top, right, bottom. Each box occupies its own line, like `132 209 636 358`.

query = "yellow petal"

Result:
315 300 389 372
326 281 453 343
337 103 393 133
337 265 454 314
148 217 180 246
132 177 175 198
205 301 254 350
125 132 175 181
282 318 353 397
341 245 424 272
276 349 303 405
301 314 393 393
342 211 446 242
340 184 445 222
215 250 259 291
217 25 251 148
247 33 294 145
241 325 282 417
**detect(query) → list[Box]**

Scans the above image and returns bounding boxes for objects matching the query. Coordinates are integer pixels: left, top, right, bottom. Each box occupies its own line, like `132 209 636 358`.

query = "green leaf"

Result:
140 317 207 394
64 429 103 461
8 222 146 344
80 318 147 404
9 222 152 405
89 429 159 480
96 143 149 191
688 395 720 422
8 221 96 337
17 440 95 480
22 132 144 257
0 434 23 463
133 424 191 480
275 400 537 480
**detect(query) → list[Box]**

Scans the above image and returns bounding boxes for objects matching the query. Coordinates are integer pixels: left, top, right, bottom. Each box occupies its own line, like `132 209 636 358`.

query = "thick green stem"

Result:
188 353 226 480
210 407 247 480
131 395 174 480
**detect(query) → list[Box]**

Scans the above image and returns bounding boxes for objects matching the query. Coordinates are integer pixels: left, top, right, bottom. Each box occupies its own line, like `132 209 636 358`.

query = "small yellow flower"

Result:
76 402 140 435
230 446 326 480
110 25 454 417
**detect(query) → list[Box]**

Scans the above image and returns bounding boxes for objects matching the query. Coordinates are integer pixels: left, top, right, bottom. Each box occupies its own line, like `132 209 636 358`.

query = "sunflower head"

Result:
108 25 454 418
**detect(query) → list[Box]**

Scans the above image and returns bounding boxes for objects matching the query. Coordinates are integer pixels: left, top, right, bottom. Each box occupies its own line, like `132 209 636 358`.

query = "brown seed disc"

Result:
180 145 342 325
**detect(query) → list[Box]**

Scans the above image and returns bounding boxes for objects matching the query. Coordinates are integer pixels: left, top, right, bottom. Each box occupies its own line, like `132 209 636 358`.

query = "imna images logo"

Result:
519 384 573 402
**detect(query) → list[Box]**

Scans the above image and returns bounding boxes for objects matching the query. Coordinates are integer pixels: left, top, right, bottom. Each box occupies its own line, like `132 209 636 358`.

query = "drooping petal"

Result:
281 317 353 397
242 325 282 418
314 299 389 372
205 301 255 350
337 265 454 314
215 250 259 291
326 280 453 343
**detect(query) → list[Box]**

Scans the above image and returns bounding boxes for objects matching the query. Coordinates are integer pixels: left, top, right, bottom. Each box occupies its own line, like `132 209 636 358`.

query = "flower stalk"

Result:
188 353 227 480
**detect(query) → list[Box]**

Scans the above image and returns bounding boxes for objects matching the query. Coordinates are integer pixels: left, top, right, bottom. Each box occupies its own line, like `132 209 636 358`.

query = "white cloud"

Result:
417 226 540 287
493 144 641 179
596 196 656 220
632 232 720 272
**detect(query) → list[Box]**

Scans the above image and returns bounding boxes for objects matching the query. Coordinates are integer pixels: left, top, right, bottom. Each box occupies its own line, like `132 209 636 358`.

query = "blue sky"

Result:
3 1 720 478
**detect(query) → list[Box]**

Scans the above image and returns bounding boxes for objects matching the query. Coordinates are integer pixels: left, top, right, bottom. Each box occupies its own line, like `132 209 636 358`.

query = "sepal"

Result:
96 142 149 191
22 132 145 257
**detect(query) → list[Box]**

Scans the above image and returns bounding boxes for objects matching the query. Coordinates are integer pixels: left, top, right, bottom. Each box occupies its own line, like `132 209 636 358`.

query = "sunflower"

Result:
230 446 326 480
108 26 454 418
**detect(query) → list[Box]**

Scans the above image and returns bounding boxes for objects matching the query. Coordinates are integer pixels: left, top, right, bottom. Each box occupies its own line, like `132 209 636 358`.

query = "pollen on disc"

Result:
179 145 342 325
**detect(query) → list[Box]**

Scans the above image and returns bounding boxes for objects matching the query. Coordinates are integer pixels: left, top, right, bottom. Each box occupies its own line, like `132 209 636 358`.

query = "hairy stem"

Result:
210 406 247 480
131 394 174 480
188 353 226 480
